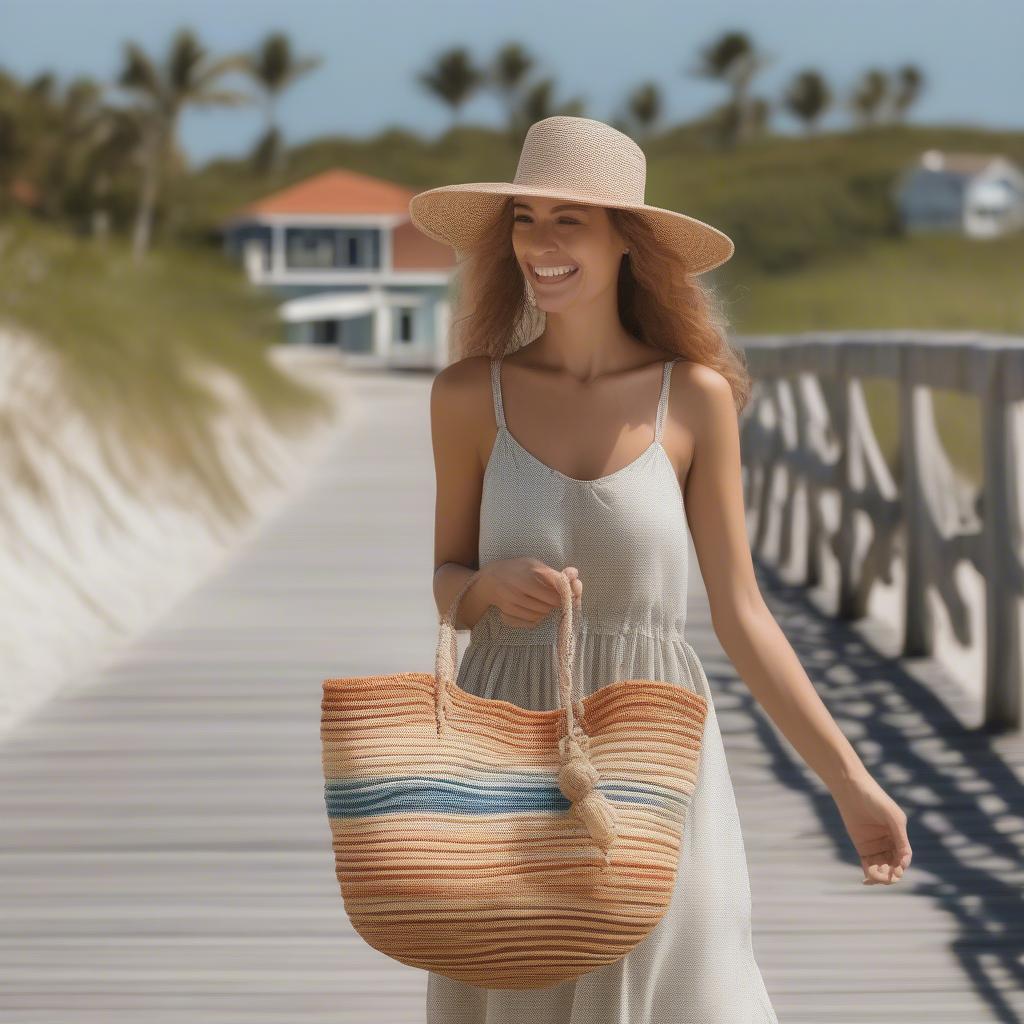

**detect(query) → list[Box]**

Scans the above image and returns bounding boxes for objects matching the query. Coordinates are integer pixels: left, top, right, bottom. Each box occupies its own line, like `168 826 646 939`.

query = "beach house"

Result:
893 150 1024 238
221 169 456 368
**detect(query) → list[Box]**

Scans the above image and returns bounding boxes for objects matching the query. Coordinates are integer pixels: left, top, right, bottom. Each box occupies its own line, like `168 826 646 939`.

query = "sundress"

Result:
426 354 779 1023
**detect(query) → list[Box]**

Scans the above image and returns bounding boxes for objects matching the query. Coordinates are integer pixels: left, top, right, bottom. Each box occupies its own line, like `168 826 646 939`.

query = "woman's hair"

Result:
445 197 751 412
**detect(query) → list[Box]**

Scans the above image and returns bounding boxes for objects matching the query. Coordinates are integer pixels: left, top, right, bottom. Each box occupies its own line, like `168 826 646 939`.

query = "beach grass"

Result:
724 229 1024 489
0 215 336 523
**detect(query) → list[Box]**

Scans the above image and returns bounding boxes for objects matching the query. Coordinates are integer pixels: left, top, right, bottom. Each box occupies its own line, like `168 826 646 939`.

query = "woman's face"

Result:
510 195 627 312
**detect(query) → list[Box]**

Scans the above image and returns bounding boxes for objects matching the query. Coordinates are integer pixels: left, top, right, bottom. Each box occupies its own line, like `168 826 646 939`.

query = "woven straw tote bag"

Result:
320 568 710 990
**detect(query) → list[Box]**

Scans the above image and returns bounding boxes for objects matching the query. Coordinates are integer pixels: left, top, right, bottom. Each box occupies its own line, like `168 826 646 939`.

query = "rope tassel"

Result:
558 731 619 864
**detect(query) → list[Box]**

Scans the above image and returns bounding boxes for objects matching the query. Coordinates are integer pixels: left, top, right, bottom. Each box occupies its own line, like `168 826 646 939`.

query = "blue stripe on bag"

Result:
324 775 686 817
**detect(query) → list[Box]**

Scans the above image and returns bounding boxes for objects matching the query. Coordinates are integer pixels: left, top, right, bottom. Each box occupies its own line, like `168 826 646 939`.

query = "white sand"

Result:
0 328 353 741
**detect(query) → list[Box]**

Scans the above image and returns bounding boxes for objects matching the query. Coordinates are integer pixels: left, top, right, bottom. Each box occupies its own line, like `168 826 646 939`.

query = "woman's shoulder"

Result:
431 353 493 397
430 355 497 435
430 355 503 474
670 357 731 399
664 358 735 442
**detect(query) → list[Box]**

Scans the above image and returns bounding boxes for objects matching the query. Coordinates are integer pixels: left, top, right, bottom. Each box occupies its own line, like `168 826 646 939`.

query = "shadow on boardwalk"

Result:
739 562 1024 1023
0 367 1020 1023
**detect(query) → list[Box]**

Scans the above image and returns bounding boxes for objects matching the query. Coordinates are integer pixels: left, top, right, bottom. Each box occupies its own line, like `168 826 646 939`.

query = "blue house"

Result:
893 150 1024 238
220 168 456 368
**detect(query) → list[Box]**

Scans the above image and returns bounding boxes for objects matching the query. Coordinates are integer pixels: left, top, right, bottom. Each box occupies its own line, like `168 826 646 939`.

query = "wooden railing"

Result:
737 331 1024 731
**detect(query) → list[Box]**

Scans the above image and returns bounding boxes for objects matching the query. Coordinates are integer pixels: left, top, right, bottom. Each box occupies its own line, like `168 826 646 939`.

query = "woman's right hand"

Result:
478 558 581 628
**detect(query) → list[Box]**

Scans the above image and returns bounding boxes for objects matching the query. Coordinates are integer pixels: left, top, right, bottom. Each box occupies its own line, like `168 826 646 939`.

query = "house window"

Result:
396 307 414 343
287 228 336 269
312 320 339 344
281 227 380 270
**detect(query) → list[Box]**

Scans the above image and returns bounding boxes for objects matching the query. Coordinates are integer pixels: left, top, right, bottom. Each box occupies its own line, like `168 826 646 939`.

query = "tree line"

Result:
0 29 319 262
0 26 924 263
428 32 923 146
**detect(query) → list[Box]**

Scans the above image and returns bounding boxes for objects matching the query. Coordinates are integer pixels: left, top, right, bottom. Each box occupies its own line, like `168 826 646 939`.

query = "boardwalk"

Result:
1 365 1022 1023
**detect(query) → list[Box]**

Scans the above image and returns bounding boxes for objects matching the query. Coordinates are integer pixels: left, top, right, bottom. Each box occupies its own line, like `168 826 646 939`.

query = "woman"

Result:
412 116 911 1023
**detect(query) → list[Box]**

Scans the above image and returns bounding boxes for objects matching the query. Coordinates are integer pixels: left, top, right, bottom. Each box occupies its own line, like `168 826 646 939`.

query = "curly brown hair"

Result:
444 197 751 412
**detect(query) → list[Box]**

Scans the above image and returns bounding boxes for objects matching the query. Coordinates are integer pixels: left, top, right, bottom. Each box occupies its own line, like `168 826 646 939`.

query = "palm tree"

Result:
849 68 890 129
688 30 773 147
0 72 40 215
891 65 924 123
0 71 20 208
490 42 535 134
416 48 486 126
81 105 146 240
510 78 585 145
625 82 663 141
44 77 111 221
242 31 321 177
116 27 252 263
783 69 832 134
0 72 56 213
0 70 112 223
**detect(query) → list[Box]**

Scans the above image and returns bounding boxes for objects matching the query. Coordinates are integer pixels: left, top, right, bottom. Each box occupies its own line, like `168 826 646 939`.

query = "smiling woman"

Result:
517 201 586 284
404 117 787 1024
513 196 631 319
413 155 745 395
405 115 910 1024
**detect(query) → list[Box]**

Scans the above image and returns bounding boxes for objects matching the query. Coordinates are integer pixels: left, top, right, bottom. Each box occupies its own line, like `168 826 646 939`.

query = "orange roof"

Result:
233 168 416 217
225 167 456 270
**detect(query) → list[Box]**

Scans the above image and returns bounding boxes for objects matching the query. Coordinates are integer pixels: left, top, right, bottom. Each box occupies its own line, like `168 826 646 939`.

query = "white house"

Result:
220 168 456 369
893 149 1024 238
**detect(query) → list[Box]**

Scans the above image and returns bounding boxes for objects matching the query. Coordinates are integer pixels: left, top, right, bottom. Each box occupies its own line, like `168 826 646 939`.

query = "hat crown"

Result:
512 116 647 206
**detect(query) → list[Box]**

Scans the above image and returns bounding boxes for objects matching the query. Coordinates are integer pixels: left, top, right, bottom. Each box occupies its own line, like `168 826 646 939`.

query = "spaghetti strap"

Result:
489 357 506 431
655 357 679 442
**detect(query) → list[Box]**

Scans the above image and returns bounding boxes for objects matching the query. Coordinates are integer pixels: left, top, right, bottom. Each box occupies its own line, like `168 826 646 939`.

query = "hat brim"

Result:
408 182 734 275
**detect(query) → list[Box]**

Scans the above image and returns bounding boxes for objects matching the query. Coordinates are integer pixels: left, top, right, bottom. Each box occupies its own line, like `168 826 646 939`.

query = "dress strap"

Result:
489 357 507 431
655 358 680 442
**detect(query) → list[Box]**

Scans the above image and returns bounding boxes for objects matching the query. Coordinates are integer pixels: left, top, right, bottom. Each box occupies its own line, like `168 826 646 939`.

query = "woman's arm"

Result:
429 357 494 630
428 357 583 631
679 362 911 884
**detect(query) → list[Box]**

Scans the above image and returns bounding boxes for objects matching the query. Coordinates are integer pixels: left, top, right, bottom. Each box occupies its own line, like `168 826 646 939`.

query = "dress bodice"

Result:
470 354 691 649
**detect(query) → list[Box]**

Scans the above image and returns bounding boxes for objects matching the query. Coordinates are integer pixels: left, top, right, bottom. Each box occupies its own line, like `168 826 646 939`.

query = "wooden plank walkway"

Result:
1 364 1022 1023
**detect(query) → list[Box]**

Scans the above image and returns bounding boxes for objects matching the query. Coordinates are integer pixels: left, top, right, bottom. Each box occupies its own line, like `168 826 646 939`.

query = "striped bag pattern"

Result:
321 568 709 990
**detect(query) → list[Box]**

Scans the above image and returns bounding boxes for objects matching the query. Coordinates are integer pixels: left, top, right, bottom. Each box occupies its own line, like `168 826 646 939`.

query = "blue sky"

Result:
3 0 1022 169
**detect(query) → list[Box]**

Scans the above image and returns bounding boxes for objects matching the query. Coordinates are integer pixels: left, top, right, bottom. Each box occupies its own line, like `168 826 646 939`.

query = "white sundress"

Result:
426 354 780 1024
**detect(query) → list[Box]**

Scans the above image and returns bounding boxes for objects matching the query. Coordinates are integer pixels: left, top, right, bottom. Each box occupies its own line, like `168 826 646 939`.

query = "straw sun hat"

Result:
408 115 735 275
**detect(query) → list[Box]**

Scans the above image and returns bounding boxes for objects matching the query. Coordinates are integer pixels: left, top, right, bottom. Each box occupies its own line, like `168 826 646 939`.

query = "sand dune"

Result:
0 329 352 740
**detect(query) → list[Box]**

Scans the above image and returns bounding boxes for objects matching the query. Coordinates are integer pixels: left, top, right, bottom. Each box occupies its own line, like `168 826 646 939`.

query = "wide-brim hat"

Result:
408 115 734 275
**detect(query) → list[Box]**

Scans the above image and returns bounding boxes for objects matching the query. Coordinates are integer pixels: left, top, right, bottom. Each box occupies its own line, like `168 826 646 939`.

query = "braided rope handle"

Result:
434 568 584 739
433 567 618 866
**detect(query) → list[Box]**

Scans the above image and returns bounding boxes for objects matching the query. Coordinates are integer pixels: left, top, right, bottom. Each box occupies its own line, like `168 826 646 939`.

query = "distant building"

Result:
893 150 1024 238
220 169 455 369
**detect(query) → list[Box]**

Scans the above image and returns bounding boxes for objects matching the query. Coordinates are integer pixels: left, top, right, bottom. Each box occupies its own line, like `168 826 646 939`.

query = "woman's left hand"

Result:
830 772 912 886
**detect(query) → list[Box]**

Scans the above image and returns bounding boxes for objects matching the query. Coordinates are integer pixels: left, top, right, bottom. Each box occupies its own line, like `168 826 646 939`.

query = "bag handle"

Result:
434 568 585 742
433 567 618 866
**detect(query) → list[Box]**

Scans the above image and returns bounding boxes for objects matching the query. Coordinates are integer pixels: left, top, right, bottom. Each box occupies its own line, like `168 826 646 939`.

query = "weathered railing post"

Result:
899 347 929 658
980 347 1024 730
832 349 858 620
